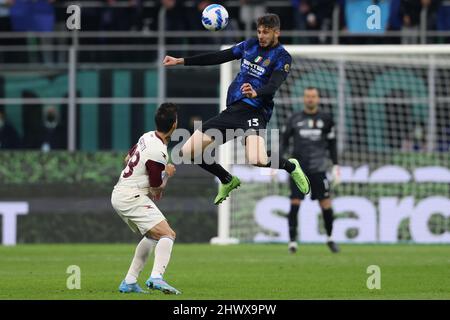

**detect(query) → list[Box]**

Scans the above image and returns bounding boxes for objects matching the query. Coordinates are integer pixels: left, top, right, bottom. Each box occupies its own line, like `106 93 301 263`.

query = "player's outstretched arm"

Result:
163 48 237 67
163 56 184 66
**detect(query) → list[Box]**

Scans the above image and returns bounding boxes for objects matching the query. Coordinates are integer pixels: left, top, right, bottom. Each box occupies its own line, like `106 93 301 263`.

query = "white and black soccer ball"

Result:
201 4 229 31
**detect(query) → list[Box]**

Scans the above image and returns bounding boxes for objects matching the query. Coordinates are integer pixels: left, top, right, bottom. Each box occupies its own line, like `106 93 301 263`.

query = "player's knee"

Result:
291 199 301 206
160 229 176 240
247 154 267 167
161 231 176 241
256 160 269 167
319 198 331 210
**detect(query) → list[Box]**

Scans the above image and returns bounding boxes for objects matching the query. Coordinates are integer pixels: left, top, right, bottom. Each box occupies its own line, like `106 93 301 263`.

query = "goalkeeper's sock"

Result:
125 237 157 285
322 208 334 238
150 237 174 279
198 163 232 184
288 204 300 242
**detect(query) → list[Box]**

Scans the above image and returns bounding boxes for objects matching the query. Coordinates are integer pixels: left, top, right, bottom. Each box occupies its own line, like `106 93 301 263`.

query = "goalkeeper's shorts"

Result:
290 171 331 201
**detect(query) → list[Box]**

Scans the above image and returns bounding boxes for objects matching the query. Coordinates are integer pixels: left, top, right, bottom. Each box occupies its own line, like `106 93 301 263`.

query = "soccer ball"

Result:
201 4 229 31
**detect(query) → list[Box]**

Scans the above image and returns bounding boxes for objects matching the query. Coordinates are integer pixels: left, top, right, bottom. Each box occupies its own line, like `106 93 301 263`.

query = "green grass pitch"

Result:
0 243 449 300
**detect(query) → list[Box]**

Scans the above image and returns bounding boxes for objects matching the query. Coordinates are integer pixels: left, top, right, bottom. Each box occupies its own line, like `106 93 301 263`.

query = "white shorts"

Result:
111 187 166 236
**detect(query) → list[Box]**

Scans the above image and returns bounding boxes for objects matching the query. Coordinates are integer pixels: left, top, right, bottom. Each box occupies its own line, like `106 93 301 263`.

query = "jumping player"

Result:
163 13 310 205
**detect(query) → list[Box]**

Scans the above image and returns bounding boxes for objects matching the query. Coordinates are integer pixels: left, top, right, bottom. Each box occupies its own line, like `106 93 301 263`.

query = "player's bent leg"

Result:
144 221 181 295
119 235 156 294
211 135 266 206
319 198 340 253
114 193 155 294
182 130 239 205
245 135 269 166
214 175 241 205
209 132 241 205
145 219 176 241
181 129 214 161
245 136 310 195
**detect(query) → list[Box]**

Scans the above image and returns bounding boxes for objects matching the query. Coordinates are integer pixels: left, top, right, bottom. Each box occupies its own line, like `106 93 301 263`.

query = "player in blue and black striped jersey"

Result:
163 13 310 205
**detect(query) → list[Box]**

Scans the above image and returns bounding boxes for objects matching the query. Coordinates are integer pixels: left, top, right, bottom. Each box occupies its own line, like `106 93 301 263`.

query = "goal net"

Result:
212 45 450 244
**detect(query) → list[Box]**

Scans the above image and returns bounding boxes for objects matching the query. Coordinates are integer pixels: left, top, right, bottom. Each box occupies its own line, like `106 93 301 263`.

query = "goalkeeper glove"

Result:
331 165 341 188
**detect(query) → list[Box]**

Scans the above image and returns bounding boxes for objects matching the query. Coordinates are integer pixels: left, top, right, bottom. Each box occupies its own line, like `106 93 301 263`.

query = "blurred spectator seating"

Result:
400 0 442 44
240 0 267 38
9 0 55 63
291 0 335 44
436 0 450 42
0 0 13 63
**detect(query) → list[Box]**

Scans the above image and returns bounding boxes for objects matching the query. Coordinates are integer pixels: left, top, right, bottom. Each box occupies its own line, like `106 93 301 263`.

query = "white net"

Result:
221 45 450 244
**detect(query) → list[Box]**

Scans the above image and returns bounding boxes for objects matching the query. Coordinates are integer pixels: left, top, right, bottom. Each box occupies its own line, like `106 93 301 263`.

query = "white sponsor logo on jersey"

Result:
299 128 322 141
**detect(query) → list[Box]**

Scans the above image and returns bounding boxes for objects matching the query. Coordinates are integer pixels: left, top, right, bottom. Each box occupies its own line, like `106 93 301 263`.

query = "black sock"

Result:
280 158 295 173
264 152 295 173
288 204 300 242
322 208 334 237
198 163 232 184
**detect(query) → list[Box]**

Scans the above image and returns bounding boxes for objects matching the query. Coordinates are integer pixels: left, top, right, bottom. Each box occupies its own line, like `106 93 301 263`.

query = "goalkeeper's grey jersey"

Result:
281 110 337 174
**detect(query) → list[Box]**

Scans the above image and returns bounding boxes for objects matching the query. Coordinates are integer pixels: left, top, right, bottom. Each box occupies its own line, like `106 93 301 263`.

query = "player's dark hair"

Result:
305 86 320 95
257 13 281 30
155 103 178 133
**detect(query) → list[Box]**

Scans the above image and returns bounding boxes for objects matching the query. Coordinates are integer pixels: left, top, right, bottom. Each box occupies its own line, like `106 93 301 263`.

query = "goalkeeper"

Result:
281 87 341 254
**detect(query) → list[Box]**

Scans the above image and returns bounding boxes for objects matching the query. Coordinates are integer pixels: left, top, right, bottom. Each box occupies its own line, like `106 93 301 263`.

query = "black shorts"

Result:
290 171 331 201
200 101 267 143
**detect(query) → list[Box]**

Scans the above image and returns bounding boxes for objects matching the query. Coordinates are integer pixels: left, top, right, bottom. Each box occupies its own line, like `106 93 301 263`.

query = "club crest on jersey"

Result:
263 58 271 66
284 64 290 72
254 56 263 63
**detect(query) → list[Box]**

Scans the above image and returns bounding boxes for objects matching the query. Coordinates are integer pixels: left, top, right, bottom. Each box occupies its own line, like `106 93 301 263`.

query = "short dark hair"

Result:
155 102 178 133
257 13 281 30
305 86 320 95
